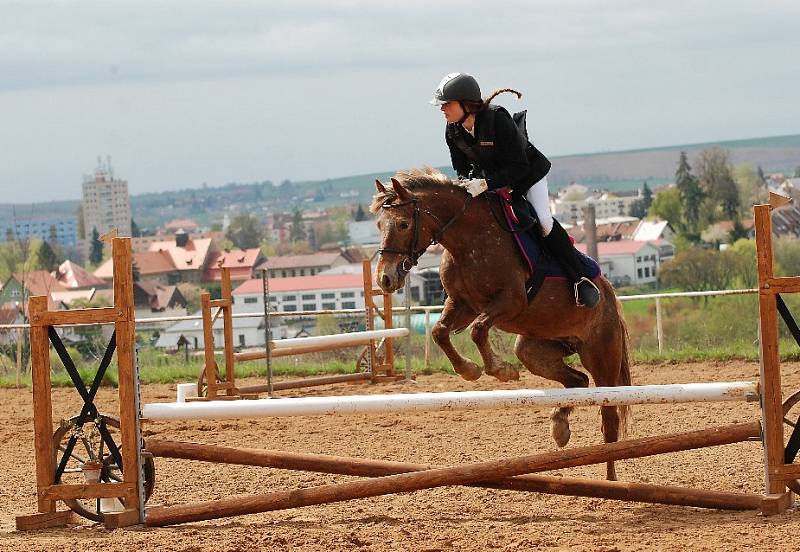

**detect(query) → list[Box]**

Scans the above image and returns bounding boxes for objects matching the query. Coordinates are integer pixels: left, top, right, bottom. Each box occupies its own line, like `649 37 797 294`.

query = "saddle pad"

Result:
495 189 601 281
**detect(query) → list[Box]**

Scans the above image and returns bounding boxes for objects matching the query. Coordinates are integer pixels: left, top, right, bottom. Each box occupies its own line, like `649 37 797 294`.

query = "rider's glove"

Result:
461 178 488 197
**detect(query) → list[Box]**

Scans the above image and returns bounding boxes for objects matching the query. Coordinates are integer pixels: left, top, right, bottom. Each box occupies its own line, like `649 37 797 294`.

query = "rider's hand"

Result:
461 178 488 197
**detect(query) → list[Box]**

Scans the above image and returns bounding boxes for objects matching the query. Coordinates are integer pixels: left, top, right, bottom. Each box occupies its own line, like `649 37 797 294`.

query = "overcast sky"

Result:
1 0 798 204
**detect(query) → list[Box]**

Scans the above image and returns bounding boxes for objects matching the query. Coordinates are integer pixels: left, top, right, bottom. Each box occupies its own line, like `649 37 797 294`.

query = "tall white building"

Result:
81 157 132 238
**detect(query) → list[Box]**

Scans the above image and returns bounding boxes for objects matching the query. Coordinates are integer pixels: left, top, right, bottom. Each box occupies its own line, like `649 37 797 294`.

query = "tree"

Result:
675 151 704 233
642 181 653 211
131 218 141 238
648 188 682 229
697 147 739 220
353 204 367 221
775 237 800 277
795 166 800 178
627 199 647 219
226 214 265 249
726 239 758 288
131 260 141 282
732 164 766 217
658 247 734 292
289 208 307 242
37 241 59 272
89 228 103 265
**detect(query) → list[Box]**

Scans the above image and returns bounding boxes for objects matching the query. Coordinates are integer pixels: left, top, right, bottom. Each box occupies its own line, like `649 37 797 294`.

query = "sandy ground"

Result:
2 361 800 551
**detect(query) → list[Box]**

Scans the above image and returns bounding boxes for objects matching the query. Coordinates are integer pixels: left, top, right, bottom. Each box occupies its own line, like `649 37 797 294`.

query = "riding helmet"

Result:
430 73 481 105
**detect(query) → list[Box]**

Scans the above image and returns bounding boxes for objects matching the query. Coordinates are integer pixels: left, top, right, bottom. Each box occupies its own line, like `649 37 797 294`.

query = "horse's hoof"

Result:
491 363 520 383
455 360 482 381
549 411 571 448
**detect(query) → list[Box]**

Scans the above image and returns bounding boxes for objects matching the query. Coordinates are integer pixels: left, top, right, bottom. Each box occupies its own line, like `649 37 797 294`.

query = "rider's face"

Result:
440 101 464 124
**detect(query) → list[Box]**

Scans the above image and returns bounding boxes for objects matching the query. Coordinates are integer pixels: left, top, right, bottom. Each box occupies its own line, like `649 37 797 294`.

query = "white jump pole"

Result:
271 328 409 350
146 381 759 421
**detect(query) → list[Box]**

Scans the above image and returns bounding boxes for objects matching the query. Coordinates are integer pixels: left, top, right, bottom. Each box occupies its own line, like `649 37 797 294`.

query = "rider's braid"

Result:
462 88 523 113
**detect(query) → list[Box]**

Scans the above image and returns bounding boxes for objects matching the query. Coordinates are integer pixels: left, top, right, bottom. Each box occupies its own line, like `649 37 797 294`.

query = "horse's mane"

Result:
369 167 460 214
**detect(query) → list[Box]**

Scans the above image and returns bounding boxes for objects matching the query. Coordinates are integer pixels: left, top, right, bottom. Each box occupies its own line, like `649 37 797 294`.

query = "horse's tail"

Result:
614 295 633 439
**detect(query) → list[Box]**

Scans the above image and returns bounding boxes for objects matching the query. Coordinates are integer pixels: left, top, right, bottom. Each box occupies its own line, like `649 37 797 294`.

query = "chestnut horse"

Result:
372 168 631 480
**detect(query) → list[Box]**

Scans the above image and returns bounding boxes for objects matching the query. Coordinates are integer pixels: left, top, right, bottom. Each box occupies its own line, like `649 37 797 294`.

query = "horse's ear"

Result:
391 178 410 201
375 179 386 193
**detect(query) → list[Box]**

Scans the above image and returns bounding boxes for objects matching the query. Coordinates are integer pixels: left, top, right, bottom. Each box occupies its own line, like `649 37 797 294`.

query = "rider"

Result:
431 72 600 308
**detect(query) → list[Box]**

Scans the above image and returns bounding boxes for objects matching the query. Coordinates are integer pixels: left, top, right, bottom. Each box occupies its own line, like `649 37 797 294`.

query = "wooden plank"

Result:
221 268 236 397
754 204 787 500
768 463 800 479
201 293 218 399
29 295 56 515
32 307 118 327
762 277 800 295
761 492 794 516
209 299 231 308
362 260 377 379
146 439 762 511
145 422 760 526
15 510 75 530
39 482 137 501
103 508 143 529
112 238 143 522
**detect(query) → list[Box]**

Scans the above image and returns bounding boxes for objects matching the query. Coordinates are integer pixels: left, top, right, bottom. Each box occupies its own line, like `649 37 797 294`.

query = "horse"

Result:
371 168 631 480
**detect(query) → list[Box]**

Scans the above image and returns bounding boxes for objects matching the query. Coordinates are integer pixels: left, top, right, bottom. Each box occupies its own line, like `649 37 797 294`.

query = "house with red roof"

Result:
204 248 265 283
233 273 365 314
94 231 213 285
575 240 667 288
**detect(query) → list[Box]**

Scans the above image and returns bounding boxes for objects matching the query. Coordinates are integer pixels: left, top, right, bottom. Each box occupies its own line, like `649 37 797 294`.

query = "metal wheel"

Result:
782 390 800 494
52 414 155 523
196 360 222 398
356 338 386 373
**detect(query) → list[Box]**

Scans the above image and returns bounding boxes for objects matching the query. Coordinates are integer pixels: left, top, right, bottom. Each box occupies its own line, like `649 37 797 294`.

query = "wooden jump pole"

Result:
145 438 762 511
238 372 372 394
144 421 760 526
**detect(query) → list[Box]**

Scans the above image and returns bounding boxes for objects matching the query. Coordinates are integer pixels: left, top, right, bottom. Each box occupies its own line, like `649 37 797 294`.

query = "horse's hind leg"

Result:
514 336 589 448
432 297 481 381
578 334 629 481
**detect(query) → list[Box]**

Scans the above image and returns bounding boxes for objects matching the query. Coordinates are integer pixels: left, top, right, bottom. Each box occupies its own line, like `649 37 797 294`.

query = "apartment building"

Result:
81 158 132 237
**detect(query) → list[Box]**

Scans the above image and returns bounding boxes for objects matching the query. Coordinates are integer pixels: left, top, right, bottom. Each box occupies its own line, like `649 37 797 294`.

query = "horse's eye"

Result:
399 221 410 230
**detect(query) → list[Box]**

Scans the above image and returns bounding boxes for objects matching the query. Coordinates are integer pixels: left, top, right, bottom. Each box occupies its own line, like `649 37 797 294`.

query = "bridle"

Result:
378 193 472 278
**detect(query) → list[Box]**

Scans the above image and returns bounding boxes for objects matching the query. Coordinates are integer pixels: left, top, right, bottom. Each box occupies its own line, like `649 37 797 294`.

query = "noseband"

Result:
378 193 472 278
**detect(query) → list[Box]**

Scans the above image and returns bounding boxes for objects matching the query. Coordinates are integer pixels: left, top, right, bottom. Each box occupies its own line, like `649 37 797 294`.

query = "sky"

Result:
0 0 798 203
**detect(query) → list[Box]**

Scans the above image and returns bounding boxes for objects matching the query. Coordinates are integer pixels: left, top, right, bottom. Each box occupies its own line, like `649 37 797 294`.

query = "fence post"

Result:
655 297 664 353
424 309 431 372
404 278 412 381
16 327 23 388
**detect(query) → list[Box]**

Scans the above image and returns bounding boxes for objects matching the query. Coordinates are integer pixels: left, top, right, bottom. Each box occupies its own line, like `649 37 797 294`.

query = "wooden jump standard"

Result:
14 196 800 529
197 260 405 401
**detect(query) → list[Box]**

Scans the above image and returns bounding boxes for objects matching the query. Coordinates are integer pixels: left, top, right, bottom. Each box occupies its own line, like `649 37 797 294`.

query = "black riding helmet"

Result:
430 73 481 105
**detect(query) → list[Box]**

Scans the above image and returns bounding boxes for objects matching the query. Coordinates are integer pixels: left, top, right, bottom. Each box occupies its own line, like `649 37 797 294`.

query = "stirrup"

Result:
574 277 600 308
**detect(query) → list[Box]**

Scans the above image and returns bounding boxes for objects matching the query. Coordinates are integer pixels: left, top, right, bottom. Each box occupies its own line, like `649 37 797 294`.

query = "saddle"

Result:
490 190 601 302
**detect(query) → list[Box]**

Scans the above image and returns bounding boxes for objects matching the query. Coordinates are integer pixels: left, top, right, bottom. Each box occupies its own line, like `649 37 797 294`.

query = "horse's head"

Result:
372 177 428 293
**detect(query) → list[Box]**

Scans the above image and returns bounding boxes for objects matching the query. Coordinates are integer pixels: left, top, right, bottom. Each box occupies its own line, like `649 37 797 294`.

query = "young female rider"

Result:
431 72 600 308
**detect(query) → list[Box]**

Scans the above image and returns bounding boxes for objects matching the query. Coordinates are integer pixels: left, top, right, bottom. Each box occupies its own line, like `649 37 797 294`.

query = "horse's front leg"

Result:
431 297 481 381
470 290 523 382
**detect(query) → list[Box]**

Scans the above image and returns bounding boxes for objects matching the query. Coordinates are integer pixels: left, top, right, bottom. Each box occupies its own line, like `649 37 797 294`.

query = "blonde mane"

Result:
370 167 458 213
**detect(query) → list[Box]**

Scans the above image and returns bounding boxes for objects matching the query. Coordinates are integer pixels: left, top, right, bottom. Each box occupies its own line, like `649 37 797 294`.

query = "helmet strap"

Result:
457 101 470 124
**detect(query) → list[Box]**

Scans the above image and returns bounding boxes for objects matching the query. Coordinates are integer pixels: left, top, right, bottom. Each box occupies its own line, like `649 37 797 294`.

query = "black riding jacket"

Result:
445 105 551 195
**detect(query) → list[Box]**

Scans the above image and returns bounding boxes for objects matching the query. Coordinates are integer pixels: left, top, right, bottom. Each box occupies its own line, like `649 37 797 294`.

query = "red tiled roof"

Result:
207 249 262 269
233 274 364 294
574 240 654 256
258 252 344 271
164 218 200 231
94 250 176 280
148 238 212 271
11 271 68 295
55 260 107 289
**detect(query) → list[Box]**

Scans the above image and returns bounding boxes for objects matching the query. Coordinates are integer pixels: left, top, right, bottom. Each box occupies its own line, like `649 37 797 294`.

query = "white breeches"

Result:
525 176 554 236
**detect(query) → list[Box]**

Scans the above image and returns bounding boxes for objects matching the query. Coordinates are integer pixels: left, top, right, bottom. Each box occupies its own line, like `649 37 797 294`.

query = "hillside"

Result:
1 133 798 228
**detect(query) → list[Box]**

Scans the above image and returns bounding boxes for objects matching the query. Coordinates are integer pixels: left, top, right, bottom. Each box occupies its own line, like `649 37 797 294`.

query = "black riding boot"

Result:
543 219 600 308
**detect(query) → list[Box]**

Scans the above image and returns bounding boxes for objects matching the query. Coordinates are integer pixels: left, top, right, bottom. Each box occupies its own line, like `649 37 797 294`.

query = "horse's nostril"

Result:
381 274 392 289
